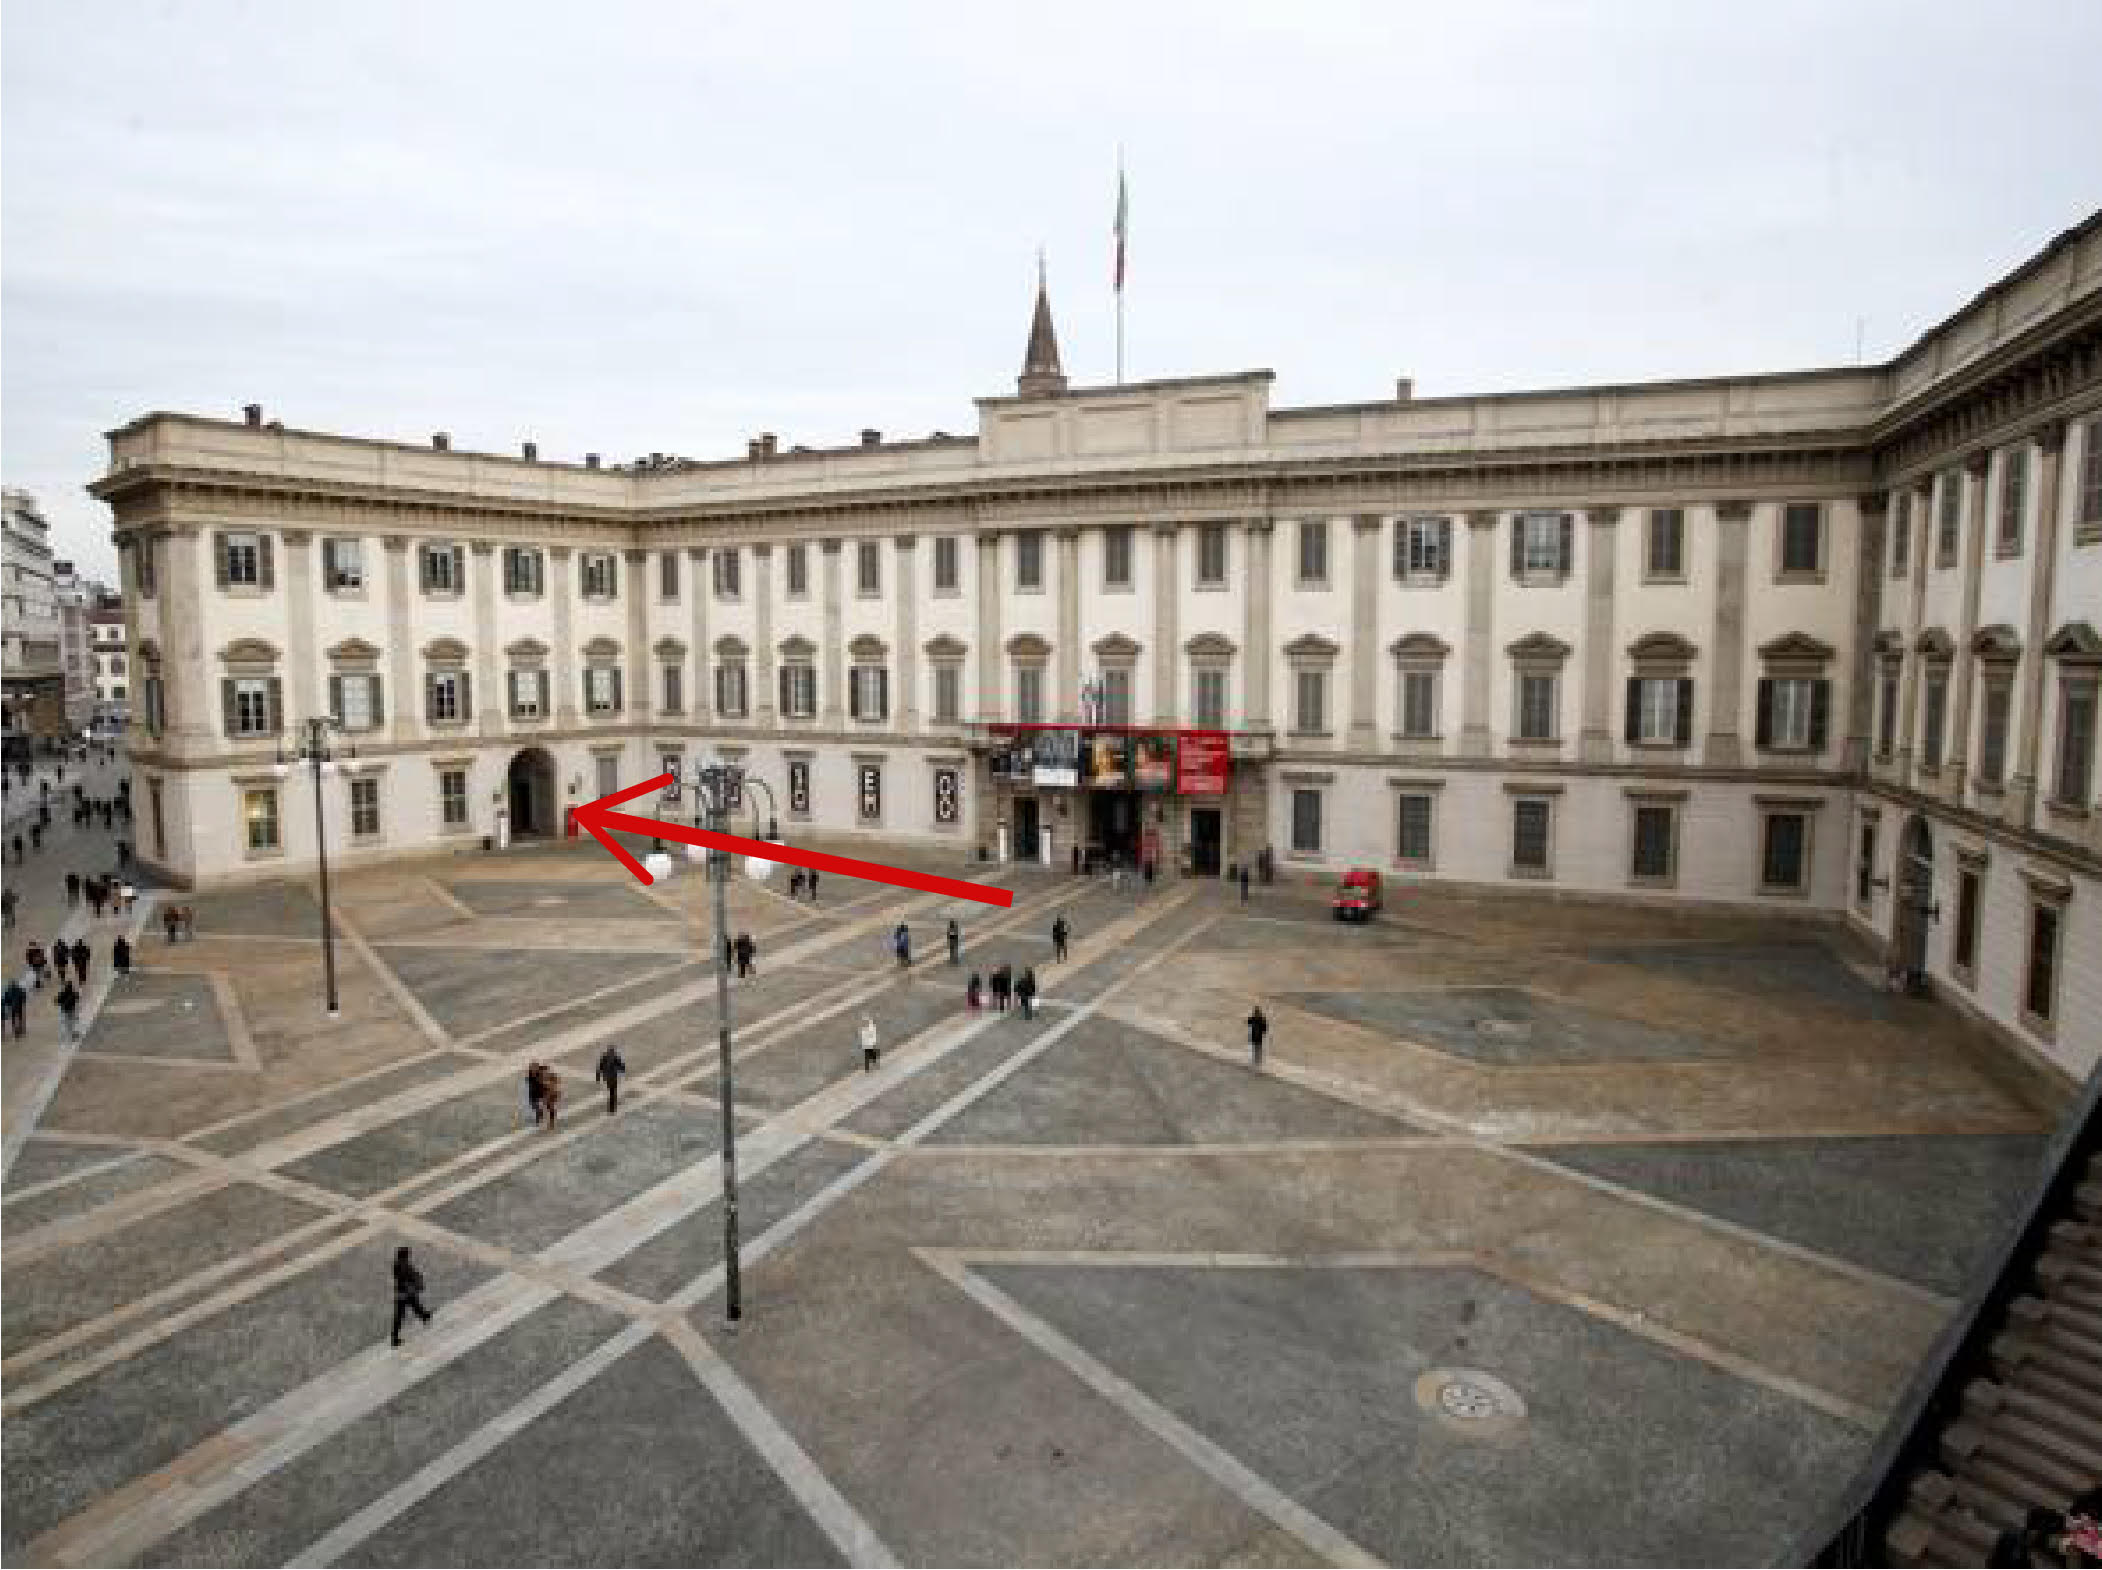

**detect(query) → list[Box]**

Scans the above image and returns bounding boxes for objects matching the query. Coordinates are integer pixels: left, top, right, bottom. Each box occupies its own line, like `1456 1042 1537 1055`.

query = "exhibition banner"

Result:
1032 728 1081 788
1132 733 1176 791
1085 733 1131 788
1177 731 1231 794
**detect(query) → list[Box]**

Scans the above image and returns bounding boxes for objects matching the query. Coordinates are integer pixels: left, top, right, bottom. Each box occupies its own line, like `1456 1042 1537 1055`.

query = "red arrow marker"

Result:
573 773 1015 908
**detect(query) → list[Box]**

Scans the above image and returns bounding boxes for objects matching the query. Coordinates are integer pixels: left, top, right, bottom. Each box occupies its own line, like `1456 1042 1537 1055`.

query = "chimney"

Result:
521 441 538 462
432 432 451 451
760 432 778 458
861 428 881 447
1395 377 1415 403
584 452 601 470
243 403 263 427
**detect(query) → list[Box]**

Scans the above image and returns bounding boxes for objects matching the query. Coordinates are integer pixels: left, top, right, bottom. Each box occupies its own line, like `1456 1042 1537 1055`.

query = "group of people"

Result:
521 1046 629 1129
964 963 1039 1018
65 870 136 919
785 867 822 901
9 932 134 1042
721 931 758 977
3 770 131 864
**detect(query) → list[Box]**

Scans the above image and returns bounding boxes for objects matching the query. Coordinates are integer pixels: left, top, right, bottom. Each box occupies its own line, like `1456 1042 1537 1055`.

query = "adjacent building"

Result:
2 488 64 743
90 213 2102 1078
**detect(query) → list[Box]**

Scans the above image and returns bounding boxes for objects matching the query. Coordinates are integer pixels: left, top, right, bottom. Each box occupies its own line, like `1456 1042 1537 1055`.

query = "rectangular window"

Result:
335 672 377 732
1856 821 1877 908
659 551 679 598
2026 902 2061 1023
1779 503 1823 576
2056 680 2097 805
1103 525 1133 589
1891 495 1911 578
428 671 466 723
786 544 809 597
661 664 683 713
509 669 544 719
421 543 463 595
857 764 883 823
932 536 958 593
1516 673 1557 742
1015 531 1044 591
850 666 889 722
349 777 380 839
1978 681 2012 785
1937 470 1962 567
1922 672 1949 770
787 759 811 817
586 667 619 714
1512 798 1551 873
1953 867 1981 978
1290 789 1323 855
1876 669 1900 760
1633 677 1681 745
856 540 881 597
1761 812 1808 892
1193 668 1227 729
136 539 157 597
143 675 165 736
580 552 617 599
596 754 619 799
149 779 165 852
1297 520 1329 585
2081 416 2102 528
1768 676 1819 751
1294 669 1327 733
503 547 543 596
713 549 741 599
1999 449 2028 555
1646 509 1685 579
224 532 262 587
933 665 961 724
1197 524 1229 587
715 663 748 717
242 787 279 852
1518 512 1571 576
1015 666 1044 724
1630 804 1675 882
1400 670 1438 738
1100 668 1131 725
1396 516 1450 580
781 664 817 719
322 537 365 591
231 677 273 736
1397 793 1433 864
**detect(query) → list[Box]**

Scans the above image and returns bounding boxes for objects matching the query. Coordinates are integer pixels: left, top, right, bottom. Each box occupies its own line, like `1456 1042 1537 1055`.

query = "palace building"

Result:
91 213 2102 1078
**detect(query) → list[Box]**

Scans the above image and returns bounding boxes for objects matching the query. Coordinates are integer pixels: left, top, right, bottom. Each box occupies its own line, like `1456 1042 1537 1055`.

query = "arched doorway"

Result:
1893 814 1934 982
507 747 558 837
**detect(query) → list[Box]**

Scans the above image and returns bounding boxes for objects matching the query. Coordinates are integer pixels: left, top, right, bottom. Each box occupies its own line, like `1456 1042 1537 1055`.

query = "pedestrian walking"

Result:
118 881 137 914
3 978 26 1040
163 906 181 944
8 834 20 865
1238 864 1251 904
1143 860 1156 893
1246 1006 1269 1068
1051 915 1070 961
595 1044 627 1114
181 906 196 941
966 972 983 1013
1259 845 1274 884
525 1062 547 1126
50 940 69 984
992 963 1011 1012
733 932 756 979
56 980 81 1041
65 871 80 906
2 887 17 930
113 935 132 980
722 934 734 972
859 1015 881 1071
893 923 911 970
789 868 805 900
807 869 820 902
1016 967 1037 1020
88 881 107 919
116 839 131 871
70 938 89 987
391 1246 434 1347
946 918 961 965
26 942 48 988
1111 860 1125 893
30 822 43 851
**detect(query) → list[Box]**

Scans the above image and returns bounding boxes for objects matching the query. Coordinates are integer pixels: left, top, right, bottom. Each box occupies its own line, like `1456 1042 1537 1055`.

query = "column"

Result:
473 540 500 737
821 539 844 727
1459 511 1497 757
976 532 1002 721
1944 454 1991 797
2011 422 2068 827
549 545 577 726
894 534 919 732
1843 494 1889 773
624 548 651 726
282 529 320 724
1055 526 1081 721
1347 515 1381 749
687 547 710 721
1578 507 1619 762
385 535 416 742
1895 482 1934 772
161 526 213 752
1152 524 1178 725
753 543 775 726
1703 500 1752 766
1242 520 1274 729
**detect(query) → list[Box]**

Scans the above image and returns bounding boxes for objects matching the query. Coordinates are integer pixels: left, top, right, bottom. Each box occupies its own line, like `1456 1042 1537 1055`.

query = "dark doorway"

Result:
1013 797 1040 861
1894 814 1934 981
1189 807 1222 877
1089 790 1141 866
507 747 557 837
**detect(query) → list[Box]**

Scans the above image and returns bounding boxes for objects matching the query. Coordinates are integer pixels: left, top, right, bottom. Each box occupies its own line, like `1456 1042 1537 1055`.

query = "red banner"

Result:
1177 731 1230 795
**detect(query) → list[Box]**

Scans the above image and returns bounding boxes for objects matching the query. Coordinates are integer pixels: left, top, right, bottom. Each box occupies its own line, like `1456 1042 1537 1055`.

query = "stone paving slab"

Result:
2 1232 500 1558
192 1052 481 1156
0 1151 188 1235
1581 939 1919 1023
701 980 977 1111
181 883 323 937
374 946 689 1040
278 1079 539 1200
980 1259 1868 1567
1279 984 1736 1067
3 1135 139 1193
840 1027 1041 1142
1537 1132 2053 1297
145 1293 629 1569
442 878 677 922
82 972 236 1062
338 1334 843 1568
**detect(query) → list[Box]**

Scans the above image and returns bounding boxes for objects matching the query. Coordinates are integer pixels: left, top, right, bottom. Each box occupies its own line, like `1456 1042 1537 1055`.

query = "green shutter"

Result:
214 533 230 590
221 677 238 737
258 534 275 591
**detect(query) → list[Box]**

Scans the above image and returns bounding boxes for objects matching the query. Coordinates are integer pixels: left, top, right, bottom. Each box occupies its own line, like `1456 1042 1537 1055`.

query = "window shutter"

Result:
879 669 890 719
1754 678 1775 749
426 674 439 724
258 534 275 590
1808 679 1830 751
372 677 385 727
1624 677 1642 743
266 677 283 735
779 667 791 713
611 669 623 713
451 545 465 591
214 532 231 590
607 555 619 598
582 555 594 596
1675 678 1694 746
536 670 549 715
1437 519 1452 578
329 674 344 722
220 677 237 737
458 672 472 721
1557 514 1574 576
419 548 433 593
1510 518 1523 578
322 539 338 584
584 669 594 710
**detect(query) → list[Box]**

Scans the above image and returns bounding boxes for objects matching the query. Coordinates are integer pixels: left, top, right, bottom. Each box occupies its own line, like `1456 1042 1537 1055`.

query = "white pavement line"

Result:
174 1047 456 1148
208 970 264 1070
2 1165 225 1263
663 1322 899 1569
915 1249 1382 1569
284 1323 655 1569
0 892 158 1182
330 904 452 1050
456 957 694 1049
418 876 479 921
1 1147 147 1206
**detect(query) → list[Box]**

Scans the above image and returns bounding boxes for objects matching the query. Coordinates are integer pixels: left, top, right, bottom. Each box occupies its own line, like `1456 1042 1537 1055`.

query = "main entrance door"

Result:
1189 807 1222 877
1013 797 1040 861
1893 814 1934 982
1089 790 1141 867
507 747 557 837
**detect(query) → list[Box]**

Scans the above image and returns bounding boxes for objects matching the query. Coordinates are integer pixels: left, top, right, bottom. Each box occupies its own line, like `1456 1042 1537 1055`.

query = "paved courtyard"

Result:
0 836 2071 1566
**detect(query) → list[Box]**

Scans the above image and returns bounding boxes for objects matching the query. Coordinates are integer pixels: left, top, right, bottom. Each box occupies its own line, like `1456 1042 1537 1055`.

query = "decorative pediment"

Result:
714 634 749 659
1756 632 1835 664
652 636 688 659
1970 624 2021 661
1091 632 1143 662
217 637 281 665
1388 633 1451 660
326 637 383 664
580 636 622 660
1915 627 1956 659
1504 632 1571 663
778 635 817 661
422 636 471 664
505 637 550 660
1185 632 1238 660
1006 632 1052 660
923 633 968 661
136 638 162 663
1284 633 1341 660
848 633 889 661
1872 630 1905 658
1626 631 1698 663
2044 620 2102 663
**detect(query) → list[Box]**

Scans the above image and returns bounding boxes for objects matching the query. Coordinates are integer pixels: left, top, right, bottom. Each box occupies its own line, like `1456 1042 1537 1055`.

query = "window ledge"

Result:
243 845 286 862
1642 572 1688 586
2044 798 2092 820
1628 874 1678 890
1013 585 1045 596
326 588 370 601
1758 742 1820 757
428 718 473 731
504 592 544 604
1391 732 1442 745
422 590 465 601
1507 863 1552 880
508 713 548 724
1972 777 2007 798
1515 572 1571 588
2073 523 2102 548
2020 1007 2059 1043
1285 729 1333 741
1294 579 1332 592
1994 542 2024 560
1508 738 1562 752
929 588 961 599
1101 583 1135 595
1395 574 1450 590
1630 739 1690 752
1774 571 1827 586
1757 882 1810 899
1193 579 1230 593
439 820 476 837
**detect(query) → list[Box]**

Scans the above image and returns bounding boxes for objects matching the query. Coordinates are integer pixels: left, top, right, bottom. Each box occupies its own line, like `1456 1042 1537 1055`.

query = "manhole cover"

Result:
102 998 167 1016
1474 1018 1531 1043
1415 1368 1526 1438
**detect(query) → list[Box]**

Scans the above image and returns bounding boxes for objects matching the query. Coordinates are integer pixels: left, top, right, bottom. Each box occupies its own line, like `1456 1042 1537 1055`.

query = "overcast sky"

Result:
6 0 2100 582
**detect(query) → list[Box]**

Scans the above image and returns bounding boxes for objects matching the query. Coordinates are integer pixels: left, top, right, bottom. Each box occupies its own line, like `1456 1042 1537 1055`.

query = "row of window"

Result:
1888 415 2102 577
1872 653 2098 809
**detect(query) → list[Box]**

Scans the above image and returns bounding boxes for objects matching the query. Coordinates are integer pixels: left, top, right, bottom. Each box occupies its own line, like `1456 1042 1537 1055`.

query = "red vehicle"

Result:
1331 867 1383 922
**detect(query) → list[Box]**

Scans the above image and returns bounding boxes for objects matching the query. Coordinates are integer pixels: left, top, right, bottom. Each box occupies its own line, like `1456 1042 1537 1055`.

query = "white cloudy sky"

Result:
5 0 2100 581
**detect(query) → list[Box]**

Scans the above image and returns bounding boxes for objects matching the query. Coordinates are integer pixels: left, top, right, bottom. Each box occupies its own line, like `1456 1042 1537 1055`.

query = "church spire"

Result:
1017 251 1067 399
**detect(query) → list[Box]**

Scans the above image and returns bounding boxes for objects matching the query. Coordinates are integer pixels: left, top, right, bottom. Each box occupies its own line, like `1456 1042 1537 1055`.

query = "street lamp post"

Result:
275 716 349 1018
694 761 746 1323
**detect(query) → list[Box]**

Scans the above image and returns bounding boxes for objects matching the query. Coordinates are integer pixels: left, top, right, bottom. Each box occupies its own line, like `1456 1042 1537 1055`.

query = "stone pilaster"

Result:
2011 421 2068 828
1055 526 1081 721
1345 515 1381 748
1944 454 1992 798
821 539 844 728
894 535 918 732
282 529 319 725
470 541 499 737
1844 495 1889 773
161 527 212 752
976 532 1002 722
1896 482 1933 773
1579 507 1619 762
549 545 577 727
1242 521 1274 730
1703 501 1752 766
1460 510 1498 757
1152 523 1178 725
385 535 418 741
687 547 710 721
753 543 775 726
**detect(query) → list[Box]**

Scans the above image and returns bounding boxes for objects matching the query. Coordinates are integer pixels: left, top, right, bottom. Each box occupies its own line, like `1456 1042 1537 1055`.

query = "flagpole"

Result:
1114 147 1127 385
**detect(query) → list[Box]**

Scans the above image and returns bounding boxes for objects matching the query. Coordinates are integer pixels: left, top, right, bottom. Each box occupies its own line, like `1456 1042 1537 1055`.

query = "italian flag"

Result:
1113 166 1128 293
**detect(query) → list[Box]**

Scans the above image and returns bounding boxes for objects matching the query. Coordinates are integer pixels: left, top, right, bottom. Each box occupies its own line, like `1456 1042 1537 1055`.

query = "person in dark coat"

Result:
525 1062 548 1126
788 868 805 899
893 923 911 969
992 964 1012 1012
946 919 961 965
1238 864 1251 904
88 881 107 919
25 942 48 987
113 935 132 981
1246 1006 1269 1068
1051 916 1070 962
55 979 81 1041
391 1245 433 1347
1016 967 1038 1020
595 1044 627 1114
164 906 181 944
3 978 26 1040
733 932 756 979
49 939 69 984
9 834 21 864
966 972 983 1013
70 937 89 987
65 871 80 907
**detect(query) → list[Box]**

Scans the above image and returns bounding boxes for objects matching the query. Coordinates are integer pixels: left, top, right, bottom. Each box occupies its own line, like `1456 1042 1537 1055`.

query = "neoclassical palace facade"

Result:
93 214 2102 1077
